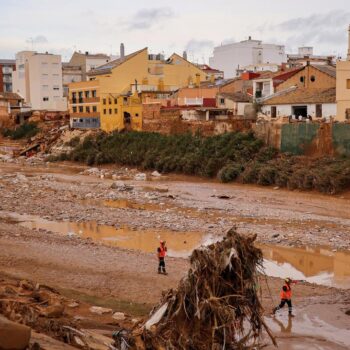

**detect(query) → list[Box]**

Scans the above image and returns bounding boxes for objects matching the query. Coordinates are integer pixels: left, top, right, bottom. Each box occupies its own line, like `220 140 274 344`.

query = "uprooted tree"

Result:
127 228 276 350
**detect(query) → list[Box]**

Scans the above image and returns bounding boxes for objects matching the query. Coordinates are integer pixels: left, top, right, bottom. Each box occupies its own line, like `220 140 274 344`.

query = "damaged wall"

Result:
142 103 253 136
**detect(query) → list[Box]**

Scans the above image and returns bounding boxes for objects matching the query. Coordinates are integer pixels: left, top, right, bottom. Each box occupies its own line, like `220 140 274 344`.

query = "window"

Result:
72 92 76 99
135 113 139 117
86 106 90 113
43 97 49 101
271 106 277 118
85 91 90 98
103 109 107 114
310 75 316 82
42 85 49 90
316 104 322 118
220 98 225 105
103 98 106 105
78 91 83 98
346 108 350 120
93 106 97 112
347 79 350 89
300 76 305 83
92 90 97 97
79 106 83 112
114 108 118 114
108 99 111 104
109 108 112 114
53 85 60 90
72 106 77 113
114 98 117 104
42 73 48 77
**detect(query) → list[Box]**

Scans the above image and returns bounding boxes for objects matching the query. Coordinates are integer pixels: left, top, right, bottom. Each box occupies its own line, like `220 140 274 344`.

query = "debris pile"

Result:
132 228 275 350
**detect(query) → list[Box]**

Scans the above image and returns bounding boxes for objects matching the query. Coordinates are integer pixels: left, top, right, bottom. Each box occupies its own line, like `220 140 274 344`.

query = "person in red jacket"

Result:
157 240 168 275
273 278 300 317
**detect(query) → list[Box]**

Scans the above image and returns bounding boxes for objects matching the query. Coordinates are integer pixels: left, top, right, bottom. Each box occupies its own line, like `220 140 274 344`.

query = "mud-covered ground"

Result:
1 160 350 349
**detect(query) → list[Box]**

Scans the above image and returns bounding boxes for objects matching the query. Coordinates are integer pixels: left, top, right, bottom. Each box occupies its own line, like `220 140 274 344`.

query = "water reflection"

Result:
259 244 350 289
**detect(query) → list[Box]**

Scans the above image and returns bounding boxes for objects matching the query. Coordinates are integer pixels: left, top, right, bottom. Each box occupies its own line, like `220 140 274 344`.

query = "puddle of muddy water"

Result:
265 313 350 350
259 244 350 289
1 210 350 288
1 212 204 258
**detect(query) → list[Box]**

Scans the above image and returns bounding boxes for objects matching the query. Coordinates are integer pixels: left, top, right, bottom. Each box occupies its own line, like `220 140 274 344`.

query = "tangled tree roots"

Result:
132 228 275 350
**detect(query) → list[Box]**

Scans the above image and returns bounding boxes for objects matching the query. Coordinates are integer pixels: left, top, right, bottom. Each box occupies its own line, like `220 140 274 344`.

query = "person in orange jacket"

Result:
157 240 168 275
273 278 303 317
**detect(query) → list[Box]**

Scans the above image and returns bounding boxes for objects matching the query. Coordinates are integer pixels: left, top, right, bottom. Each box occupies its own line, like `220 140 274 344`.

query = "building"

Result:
253 64 336 101
216 92 252 116
68 47 207 132
261 87 336 119
237 63 280 75
69 80 100 129
196 64 224 80
12 51 67 111
62 63 83 97
336 25 350 121
209 37 286 79
0 92 25 128
0 59 16 92
68 51 111 81
287 47 335 68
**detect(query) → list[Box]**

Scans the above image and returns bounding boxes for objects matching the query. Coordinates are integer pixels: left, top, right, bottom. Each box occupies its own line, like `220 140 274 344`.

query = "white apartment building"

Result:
209 37 286 78
12 51 67 111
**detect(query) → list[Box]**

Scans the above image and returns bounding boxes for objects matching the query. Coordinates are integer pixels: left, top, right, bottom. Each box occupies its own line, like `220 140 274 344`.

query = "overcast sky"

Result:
0 0 349 63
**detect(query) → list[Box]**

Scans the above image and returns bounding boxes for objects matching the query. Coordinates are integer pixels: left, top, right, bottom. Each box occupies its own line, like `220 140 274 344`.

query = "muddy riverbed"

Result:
0 161 350 349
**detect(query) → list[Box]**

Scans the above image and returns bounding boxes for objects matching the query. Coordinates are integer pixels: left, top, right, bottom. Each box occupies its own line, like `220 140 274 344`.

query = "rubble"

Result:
134 173 147 181
131 228 275 350
89 306 113 315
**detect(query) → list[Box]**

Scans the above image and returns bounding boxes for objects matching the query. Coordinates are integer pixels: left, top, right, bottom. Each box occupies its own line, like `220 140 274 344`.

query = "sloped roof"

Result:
218 92 252 102
263 87 336 105
313 65 336 78
87 48 147 76
0 92 23 101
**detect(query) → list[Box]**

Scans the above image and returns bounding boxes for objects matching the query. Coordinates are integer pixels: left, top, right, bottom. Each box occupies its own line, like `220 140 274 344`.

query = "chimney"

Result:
120 43 125 59
183 51 188 60
85 51 89 56
248 36 252 41
347 25 350 61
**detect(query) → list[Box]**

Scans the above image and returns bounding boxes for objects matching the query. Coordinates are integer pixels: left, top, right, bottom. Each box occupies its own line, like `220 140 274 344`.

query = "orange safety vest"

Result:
158 246 167 258
280 284 292 300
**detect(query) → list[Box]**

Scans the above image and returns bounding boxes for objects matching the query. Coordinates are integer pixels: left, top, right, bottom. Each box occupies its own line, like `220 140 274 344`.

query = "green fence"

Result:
280 123 350 156
281 123 320 155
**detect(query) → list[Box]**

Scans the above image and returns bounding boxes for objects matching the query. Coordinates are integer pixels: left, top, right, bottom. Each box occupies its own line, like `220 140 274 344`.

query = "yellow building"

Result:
68 47 207 132
68 80 100 128
336 60 350 121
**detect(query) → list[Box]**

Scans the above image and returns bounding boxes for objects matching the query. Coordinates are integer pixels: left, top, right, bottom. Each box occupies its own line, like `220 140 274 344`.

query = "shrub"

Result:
2 122 40 140
218 163 243 183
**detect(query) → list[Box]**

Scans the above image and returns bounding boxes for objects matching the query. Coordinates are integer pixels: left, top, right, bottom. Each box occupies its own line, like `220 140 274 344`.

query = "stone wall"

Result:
142 103 253 136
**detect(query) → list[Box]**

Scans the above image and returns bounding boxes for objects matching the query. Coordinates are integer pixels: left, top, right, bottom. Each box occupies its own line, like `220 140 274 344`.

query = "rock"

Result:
273 186 279 190
134 173 147 181
111 181 125 189
151 171 161 177
272 233 280 238
85 193 93 199
16 174 28 182
67 302 79 308
112 312 126 321
0 315 31 350
89 306 113 315
217 195 230 200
